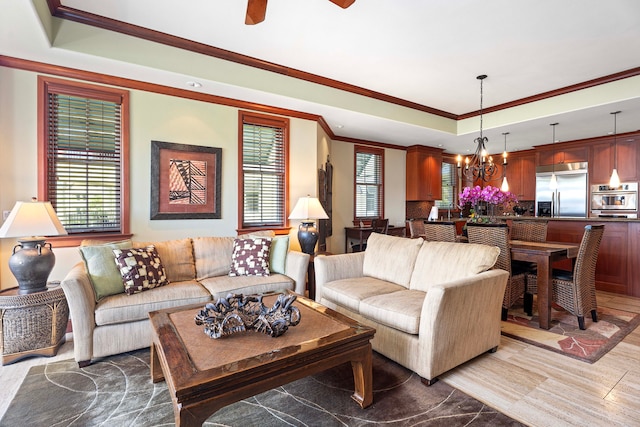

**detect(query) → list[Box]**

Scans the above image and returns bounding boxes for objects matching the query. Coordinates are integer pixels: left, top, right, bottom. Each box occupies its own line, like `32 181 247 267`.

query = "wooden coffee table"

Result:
149 292 375 426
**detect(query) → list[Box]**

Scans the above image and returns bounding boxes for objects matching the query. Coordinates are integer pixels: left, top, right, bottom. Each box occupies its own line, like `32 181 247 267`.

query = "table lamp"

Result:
0 199 67 294
288 195 329 255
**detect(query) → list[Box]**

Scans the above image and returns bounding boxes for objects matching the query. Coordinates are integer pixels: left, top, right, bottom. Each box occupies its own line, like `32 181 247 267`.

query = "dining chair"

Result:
351 218 389 252
525 224 604 330
422 221 457 242
466 223 526 321
510 220 548 310
407 219 425 238
510 220 547 242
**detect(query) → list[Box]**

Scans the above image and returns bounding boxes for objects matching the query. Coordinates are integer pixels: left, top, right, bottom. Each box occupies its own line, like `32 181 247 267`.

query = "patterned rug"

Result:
502 298 640 363
0 349 523 427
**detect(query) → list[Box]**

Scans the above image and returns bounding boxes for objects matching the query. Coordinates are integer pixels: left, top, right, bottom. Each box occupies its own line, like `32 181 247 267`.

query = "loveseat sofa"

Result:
314 232 508 384
60 235 309 366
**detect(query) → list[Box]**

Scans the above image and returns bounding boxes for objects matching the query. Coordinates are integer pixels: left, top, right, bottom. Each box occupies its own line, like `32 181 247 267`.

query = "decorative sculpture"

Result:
194 293 301 339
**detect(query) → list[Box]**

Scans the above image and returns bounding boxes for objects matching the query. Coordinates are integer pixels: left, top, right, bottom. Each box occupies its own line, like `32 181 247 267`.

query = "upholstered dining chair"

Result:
525 224 604 330
422 221 457 242
466 223 526 321
351 218 389 252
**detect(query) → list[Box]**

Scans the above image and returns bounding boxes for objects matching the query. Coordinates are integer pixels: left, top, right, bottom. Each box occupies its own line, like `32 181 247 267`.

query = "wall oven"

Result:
590 182 638 218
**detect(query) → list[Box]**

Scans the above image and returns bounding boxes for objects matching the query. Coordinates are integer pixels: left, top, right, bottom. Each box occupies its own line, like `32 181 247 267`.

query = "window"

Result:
38 77 130 244
239 111 289 231
354 146 384 220
436 161 457 209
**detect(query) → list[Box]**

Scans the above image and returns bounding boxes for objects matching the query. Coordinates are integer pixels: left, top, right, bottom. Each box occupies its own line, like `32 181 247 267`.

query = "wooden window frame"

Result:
37 76 131 247
353 145 385 221
237 111 290 235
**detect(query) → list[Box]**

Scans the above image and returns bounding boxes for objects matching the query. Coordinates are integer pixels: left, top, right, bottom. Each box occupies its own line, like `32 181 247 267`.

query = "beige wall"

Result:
0 66 321 288
331 141 406 254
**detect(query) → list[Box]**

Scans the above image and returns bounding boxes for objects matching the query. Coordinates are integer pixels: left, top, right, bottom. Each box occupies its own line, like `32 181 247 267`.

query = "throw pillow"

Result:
79 239 132 301
269 235 289 274
113 246 169 295
229 237 272 277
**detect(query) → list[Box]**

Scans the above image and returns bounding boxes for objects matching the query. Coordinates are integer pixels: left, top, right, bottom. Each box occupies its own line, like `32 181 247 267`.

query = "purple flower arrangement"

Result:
458 185 518 208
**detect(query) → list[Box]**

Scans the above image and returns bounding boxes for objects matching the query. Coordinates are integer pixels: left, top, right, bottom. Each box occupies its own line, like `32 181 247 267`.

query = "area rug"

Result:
502 298 640 363
0 349 523 427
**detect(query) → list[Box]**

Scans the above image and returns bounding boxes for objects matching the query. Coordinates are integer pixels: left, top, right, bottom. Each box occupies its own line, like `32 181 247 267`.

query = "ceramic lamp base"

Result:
297 221 318 255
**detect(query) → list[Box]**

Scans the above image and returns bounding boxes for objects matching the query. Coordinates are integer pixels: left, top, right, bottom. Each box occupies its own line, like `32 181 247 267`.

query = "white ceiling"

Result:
3 0 640 154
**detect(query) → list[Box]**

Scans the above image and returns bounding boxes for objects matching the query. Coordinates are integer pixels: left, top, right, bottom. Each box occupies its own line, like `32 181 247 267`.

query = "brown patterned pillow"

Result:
229 237 272 276
113 246 169 295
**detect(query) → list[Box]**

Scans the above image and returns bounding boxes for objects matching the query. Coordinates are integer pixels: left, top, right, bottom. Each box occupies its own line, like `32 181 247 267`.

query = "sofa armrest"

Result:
285 250 310 295
418 269 509 380
313 252 365 302
60 262 97 363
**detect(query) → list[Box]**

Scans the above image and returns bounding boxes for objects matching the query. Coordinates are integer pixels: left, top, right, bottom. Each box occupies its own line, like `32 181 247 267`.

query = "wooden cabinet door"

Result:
406 146 442 201
616 140 639 182
590 142 613 184
505 152 535 201
562 146 588 164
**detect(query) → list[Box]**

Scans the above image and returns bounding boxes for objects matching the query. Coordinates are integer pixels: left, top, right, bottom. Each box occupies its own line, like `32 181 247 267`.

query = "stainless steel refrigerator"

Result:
535 162 588 217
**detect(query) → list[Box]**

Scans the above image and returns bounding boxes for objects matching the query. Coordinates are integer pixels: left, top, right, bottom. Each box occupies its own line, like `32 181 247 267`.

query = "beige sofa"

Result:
314 232 508 384
61 236 309 366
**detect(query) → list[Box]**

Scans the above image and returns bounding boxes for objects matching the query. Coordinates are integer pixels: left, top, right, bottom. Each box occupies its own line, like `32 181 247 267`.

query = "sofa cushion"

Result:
94 280 211 326
322 277 406 313
79 239 132 301
409 241 500 292
229 237 272 276
192 236 235 280
113 246 169 295
134 238 195 282
198 274 294 300
362 233 424 288
360 290 425 335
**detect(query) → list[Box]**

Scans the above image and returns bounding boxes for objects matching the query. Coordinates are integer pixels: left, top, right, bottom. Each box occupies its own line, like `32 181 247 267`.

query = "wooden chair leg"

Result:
488 346 498 353
78 360 91 368
578 316 586 330
501 307 508 321
523 293 533 316
591 309 598 323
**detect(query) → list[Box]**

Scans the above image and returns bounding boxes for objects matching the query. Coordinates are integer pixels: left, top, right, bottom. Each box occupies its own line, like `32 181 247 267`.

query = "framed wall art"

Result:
150 141 222 220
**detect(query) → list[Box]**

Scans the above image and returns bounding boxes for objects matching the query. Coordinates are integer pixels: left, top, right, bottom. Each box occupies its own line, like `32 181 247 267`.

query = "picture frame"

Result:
150 140 222 220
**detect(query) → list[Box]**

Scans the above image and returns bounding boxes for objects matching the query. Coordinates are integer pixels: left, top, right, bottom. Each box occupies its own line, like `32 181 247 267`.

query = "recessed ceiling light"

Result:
336 124 344 129
186 81 202 88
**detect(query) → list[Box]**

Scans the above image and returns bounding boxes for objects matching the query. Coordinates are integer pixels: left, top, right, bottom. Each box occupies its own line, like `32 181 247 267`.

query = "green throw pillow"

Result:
79 239 132 301
269 235 289 274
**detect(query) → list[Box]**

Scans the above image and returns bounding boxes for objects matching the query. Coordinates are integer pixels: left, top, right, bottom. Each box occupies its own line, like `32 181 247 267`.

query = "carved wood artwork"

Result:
318 156 333 251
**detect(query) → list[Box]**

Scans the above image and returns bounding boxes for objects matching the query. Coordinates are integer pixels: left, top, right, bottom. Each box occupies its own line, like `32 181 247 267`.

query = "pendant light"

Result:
549 123 559 190
609 111 621 188
500 132 509 192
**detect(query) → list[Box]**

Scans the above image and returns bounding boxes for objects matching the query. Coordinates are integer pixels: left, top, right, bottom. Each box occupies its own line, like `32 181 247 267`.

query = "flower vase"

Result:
488 204 498 222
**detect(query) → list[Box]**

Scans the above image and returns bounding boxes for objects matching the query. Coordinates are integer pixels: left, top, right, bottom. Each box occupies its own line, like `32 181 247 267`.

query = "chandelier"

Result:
457 75 506 183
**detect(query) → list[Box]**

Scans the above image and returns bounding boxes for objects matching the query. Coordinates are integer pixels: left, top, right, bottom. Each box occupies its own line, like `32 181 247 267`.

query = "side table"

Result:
0 284 69 365
307 251 332 301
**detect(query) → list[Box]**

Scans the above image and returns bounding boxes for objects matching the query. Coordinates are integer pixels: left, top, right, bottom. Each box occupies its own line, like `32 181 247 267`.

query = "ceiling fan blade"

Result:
328 0 355 8
246 0 267 25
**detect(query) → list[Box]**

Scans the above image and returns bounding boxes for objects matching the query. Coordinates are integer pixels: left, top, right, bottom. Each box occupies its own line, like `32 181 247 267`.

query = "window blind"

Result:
242 122 286 227
47 93 122 233
436 162 456 209
355 149 383 219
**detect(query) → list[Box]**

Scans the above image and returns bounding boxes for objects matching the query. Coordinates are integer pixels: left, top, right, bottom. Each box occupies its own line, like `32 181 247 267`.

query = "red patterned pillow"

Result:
229 237 272 276
113 246 169 295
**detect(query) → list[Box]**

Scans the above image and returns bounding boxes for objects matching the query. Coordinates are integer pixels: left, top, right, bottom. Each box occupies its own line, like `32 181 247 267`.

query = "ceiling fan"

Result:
246 0 356 25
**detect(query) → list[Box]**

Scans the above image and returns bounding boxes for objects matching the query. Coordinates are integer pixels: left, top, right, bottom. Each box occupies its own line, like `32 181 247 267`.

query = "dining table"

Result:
509 240 580 330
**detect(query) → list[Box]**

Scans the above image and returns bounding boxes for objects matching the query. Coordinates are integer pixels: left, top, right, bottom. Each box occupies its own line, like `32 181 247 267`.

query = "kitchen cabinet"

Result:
505 151 535 200
537 145 588 166
590 139 639 184
406 145 442 201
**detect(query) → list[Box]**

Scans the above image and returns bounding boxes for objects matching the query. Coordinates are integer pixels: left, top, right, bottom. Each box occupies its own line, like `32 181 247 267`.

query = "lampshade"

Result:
0 200 67 238
288 196 329 221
